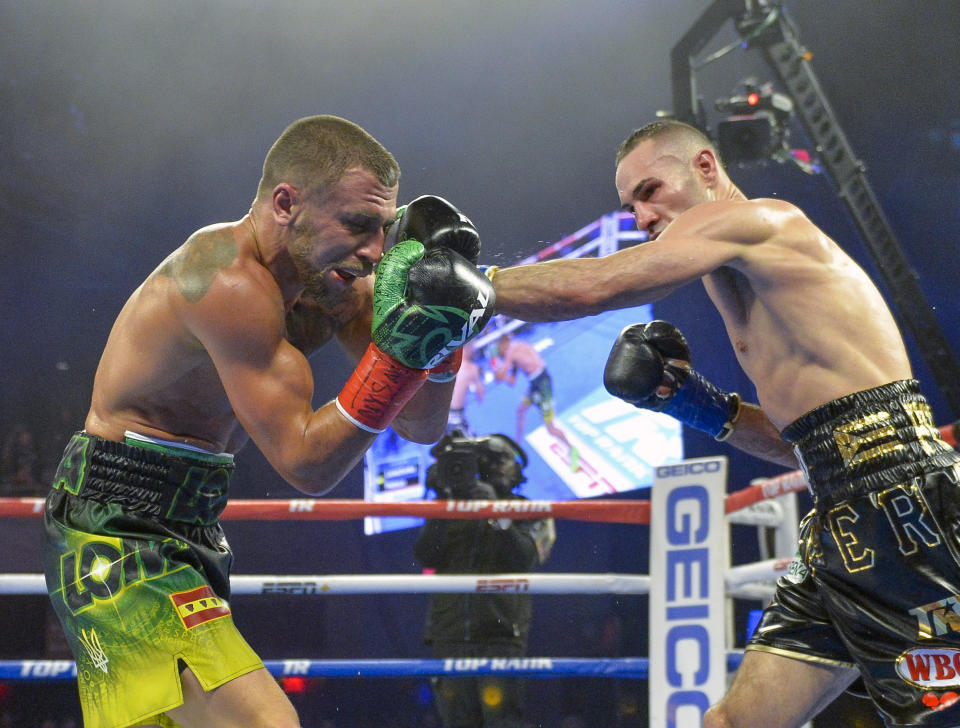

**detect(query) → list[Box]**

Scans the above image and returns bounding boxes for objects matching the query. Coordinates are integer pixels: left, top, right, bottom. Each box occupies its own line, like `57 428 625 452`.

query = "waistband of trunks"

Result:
51 431 233 525
780 380 958 508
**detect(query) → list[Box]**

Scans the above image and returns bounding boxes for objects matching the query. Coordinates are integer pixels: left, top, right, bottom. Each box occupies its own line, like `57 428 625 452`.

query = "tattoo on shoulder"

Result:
157 229 238 303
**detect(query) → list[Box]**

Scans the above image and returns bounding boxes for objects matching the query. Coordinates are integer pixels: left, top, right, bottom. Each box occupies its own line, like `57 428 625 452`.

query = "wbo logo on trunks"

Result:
897 647 960 688
170 586 231 629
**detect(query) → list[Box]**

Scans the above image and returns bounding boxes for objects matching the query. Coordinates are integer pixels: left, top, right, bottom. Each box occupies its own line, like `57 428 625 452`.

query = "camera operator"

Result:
414 431 555 728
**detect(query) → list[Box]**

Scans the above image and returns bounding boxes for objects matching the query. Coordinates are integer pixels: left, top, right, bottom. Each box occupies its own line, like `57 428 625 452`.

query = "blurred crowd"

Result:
0 404 78 497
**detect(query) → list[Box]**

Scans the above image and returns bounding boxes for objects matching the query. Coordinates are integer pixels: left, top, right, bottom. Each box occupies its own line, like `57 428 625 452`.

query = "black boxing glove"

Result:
603 320 691 408
372 240 495 369
388 194 481 264
603 321 742 441
382 197 484 381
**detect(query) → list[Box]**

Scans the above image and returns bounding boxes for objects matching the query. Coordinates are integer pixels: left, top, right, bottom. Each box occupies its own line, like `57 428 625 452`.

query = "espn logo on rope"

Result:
897 648 960 688
477 578 529 593
170 586 230 629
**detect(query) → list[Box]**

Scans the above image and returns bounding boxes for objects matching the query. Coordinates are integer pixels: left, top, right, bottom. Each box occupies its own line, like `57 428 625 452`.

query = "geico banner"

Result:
649 456 728 728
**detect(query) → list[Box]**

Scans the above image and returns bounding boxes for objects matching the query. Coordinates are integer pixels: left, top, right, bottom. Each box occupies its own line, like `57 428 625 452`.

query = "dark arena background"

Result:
2 1 960 726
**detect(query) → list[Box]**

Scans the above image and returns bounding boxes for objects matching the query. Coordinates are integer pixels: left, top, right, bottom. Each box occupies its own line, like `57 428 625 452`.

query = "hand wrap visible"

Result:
336 343 427 433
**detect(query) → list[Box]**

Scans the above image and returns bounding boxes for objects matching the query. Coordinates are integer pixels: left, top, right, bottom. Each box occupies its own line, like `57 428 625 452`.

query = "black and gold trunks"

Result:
782 380 957 510
750 381 960 727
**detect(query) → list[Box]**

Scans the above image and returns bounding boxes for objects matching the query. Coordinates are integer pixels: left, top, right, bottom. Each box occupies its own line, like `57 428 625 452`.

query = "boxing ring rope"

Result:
0 465 811 522
0 466 805 598
2 655 751 682
0 462 798 707
0 562 791 597
0 572 655 596
4 419 944 526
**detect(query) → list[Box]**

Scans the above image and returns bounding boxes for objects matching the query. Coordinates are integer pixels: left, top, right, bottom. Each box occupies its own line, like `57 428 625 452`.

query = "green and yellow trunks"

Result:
42 432 263 728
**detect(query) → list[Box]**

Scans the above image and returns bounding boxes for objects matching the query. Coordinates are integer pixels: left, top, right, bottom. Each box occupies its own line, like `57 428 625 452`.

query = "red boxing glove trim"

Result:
426 348 463 383
337 343 427 433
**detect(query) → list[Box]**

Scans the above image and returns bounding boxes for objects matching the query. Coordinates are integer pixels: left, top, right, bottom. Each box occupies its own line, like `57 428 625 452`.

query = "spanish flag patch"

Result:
170 586 230 629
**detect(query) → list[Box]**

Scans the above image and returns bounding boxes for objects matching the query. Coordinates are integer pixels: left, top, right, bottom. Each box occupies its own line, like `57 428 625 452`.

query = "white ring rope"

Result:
4 572 651 596
0 559 791 597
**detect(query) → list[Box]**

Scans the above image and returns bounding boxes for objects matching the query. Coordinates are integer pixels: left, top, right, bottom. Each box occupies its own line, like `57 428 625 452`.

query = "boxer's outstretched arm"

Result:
490 199 776 322
488 233 729 321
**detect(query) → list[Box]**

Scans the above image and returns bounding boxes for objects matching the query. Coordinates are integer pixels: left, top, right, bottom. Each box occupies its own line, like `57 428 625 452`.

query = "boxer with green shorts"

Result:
43 432 262 728
40 116 493 727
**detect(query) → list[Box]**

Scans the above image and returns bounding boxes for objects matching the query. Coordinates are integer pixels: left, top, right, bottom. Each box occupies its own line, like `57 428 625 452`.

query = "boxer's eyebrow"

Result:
620 177 654 211
341 211 382 231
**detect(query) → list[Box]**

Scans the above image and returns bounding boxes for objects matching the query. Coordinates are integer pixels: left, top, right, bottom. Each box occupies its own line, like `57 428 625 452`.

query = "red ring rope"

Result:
3 421 953 523
0 475 805 524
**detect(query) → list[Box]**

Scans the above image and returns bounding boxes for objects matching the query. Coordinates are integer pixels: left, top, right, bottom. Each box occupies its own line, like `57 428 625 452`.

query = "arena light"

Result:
280 676 308 694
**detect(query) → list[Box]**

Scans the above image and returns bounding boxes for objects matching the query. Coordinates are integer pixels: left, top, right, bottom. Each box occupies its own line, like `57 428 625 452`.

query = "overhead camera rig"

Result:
669 0 960 417
713 80 819 172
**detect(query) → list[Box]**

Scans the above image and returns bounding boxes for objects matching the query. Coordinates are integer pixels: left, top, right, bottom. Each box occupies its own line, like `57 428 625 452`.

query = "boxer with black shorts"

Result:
42 116 494 728
749 380 960 727
486 118 960 726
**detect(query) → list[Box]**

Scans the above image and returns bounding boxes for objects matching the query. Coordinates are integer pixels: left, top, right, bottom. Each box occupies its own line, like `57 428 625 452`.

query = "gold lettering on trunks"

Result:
875 484 941 556
826 503 875 572
832 411 902 467
903 400 943 456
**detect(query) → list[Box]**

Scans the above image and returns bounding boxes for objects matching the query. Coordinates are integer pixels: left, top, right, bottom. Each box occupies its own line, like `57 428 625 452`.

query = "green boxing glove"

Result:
373 239 495 369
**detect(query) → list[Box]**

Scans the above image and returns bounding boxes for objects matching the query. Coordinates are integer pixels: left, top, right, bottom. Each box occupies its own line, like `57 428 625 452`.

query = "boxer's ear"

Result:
271 183 301 224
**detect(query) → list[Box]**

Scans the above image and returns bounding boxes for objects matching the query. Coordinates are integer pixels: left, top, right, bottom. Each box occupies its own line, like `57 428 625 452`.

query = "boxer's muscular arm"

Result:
190 271 376 496
336 276 453 444
492 199 777 322
726 403 799 468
